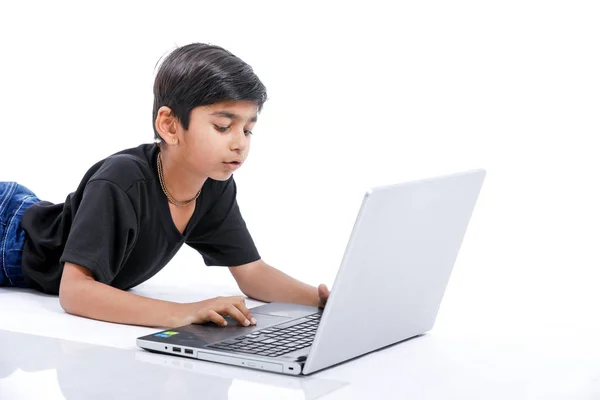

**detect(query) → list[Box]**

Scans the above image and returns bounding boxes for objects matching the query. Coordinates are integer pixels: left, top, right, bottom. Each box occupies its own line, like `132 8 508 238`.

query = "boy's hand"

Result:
318 284 330 309
173 296 257 328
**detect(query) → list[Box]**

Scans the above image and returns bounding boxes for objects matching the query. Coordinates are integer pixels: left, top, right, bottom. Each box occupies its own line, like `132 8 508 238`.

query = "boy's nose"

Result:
230 130 250 152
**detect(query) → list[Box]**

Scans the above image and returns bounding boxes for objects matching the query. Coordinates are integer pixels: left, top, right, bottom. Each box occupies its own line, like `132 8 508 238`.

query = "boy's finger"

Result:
225 304 251 327
206 310 227 327
318 284 329 298
234 298 256 325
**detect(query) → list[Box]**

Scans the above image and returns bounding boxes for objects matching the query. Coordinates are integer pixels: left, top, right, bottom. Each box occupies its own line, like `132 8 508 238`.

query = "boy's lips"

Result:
224 161 242 170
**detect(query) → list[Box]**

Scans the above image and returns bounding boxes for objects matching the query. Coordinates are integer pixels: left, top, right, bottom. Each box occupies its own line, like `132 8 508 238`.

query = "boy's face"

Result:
177 100 258 181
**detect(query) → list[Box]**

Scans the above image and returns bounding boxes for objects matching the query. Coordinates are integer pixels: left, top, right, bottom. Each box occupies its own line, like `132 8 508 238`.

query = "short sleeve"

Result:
59 180 138 284
186 178 260 267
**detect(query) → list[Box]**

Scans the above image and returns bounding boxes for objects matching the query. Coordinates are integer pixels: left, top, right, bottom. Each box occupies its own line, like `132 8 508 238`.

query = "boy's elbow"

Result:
58 292 70 313
59 262 95 314
239 287 253 300
58 278 79 314
236 280 257 299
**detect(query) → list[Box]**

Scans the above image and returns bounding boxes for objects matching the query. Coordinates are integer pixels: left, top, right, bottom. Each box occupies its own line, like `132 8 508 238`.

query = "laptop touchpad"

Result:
175 313 292 346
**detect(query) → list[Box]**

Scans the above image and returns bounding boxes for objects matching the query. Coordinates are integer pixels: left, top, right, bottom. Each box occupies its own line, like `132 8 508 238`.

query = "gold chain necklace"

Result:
157 152 200 207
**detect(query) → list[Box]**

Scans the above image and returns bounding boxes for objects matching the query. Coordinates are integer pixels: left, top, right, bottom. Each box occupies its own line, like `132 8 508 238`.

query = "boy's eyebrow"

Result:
210 111 258 123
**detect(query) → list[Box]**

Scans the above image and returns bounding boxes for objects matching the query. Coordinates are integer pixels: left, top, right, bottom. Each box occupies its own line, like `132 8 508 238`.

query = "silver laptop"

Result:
137 168 486 375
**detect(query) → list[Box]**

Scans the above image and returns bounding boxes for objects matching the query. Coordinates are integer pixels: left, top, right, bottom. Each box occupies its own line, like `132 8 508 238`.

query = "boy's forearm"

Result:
59 278 179 328
240 263 319 307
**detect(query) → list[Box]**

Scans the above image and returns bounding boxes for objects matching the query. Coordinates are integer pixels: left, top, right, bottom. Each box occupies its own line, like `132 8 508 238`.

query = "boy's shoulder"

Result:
86 144 156 191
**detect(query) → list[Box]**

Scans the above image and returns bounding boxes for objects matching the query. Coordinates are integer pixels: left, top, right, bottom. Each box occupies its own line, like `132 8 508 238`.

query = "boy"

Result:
0 43 329 329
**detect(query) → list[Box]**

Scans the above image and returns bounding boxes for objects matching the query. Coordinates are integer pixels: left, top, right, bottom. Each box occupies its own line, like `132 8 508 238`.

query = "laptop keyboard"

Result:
207 312 321 357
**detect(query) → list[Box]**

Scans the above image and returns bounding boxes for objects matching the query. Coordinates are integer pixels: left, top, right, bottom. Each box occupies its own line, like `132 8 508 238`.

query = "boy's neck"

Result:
158 147 206 205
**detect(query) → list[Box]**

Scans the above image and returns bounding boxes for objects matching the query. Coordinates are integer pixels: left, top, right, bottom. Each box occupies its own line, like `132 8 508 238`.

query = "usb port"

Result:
173 347 181 353
184 349 193 355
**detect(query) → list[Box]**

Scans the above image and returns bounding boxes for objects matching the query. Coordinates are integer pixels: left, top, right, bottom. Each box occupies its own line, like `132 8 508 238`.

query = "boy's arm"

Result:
229 259 329 308
59 262 256 328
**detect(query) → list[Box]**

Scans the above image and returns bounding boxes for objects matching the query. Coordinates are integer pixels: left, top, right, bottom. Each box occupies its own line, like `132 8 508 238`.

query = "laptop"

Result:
137 168 486 375
135 350 349 397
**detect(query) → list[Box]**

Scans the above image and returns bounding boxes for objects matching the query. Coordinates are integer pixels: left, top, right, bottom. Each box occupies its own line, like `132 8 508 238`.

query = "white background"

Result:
1 0 599 338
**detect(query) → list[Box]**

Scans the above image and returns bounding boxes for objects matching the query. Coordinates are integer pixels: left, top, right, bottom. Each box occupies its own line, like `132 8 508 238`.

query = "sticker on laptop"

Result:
154 331 179 337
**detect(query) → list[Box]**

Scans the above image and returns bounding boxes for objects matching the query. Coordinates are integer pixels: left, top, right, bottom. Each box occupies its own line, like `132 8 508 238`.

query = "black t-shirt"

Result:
21 143 260 294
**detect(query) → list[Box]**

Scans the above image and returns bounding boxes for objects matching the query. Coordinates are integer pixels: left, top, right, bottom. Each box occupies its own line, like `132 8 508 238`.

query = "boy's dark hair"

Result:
152 43 268 141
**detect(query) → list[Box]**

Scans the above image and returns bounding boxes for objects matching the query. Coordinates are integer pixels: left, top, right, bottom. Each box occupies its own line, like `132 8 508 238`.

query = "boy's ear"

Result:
155 106 179 145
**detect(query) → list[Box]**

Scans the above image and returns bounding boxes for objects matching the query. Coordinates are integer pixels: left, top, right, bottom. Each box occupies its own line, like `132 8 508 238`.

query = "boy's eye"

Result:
215 125 253 136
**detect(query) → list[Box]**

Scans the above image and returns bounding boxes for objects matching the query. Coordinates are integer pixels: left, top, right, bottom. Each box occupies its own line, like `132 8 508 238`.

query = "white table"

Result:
1 274 599 399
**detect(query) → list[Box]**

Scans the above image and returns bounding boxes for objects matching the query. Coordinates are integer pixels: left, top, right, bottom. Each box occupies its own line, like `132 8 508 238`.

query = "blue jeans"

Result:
0 182 40 288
